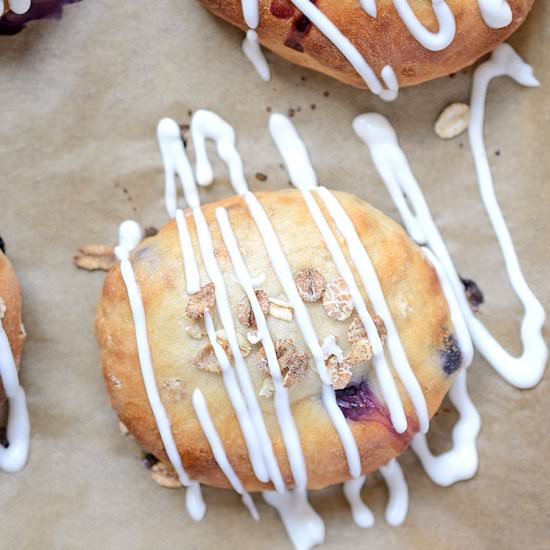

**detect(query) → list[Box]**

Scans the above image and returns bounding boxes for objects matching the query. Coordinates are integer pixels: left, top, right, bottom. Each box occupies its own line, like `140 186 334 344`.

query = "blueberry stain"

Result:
335 379 379 421
440 334 462 375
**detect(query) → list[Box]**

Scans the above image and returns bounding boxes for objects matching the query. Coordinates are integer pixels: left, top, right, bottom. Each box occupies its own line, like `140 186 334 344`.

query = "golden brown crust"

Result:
200 0 535 89
0 251 25 405
96 189 458 491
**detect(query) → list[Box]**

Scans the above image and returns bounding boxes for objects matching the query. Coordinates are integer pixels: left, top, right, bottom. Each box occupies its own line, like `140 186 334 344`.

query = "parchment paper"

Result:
0 1 548 548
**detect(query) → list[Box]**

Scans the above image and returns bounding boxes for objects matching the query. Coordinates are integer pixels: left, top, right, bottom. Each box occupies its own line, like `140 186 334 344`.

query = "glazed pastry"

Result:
0 238 30 472
97 187 465 491
0 0 77 35
200 0 535 98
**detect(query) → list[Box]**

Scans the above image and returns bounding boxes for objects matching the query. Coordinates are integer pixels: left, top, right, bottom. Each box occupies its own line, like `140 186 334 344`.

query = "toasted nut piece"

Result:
73 254 117 272
323 277 354 321
151 462 182 489
193 344 223 374
259 378 275 399
256 346 269 375
273 338 309 388
345 339 373 366
257 338 309 387
215 329 252 357
186 282 215 320
295 268 326 302
326 355 352 390
348 314 387 343
268 297 294 322
347 315 366 343
282 351 309 388
373 314 387 342
238 289 269 328
256 338 295 375
185 323 206 340
79 243 115 256
435 102 470 139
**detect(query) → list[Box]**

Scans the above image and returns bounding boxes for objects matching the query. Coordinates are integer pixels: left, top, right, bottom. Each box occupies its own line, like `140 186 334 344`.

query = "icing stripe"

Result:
0 309 30 473
301 188 408 433
202 310 271 485
115 220 205 521
392 1 456 51
159 117 285 490
175 209 201 295
342 476 375 528
378 459 408 526
411 370 481 486
268 112 429 434
353 46 547 390
192 388 259 520
215 207 309 491
190 109 362 478
242 30 271 81
287 0 398 100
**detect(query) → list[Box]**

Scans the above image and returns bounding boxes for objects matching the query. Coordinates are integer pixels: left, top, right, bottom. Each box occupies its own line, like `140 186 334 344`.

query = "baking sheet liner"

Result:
0 0 548 548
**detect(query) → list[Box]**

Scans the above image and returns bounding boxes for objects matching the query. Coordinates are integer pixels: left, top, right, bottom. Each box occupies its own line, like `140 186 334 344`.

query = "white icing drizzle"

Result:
269 113 429 435
263 490 325 550
360 0 377 18
411 369 480 486
192 388 259 520
477 0 513 28
202 310 272 485
216 206 324 546
234 0 510 96
343 458 408 528
114 220 205 521
0 302 30 473
468 44 546 388
353 45 547 390
159 118 285 489
288 0 398 101
378 459 408 526
239 1 270 81
342 476 375 528
391 1 456 51
302 188 408 432
215 207 308 490
316 186 430 433
175 209 201 294
242 30 271 82
241 0 259 28
192 110 364 481
7 0 31 15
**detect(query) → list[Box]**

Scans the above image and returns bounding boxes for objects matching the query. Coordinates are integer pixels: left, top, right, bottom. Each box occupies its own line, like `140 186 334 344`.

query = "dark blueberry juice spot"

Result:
142 453 159 470
0 0 81 35
335 379 378 421
294 13 312 33
440 334 462 375
460 277 484 310
283 0 317 53
270 0 295 19
0 236 5 254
